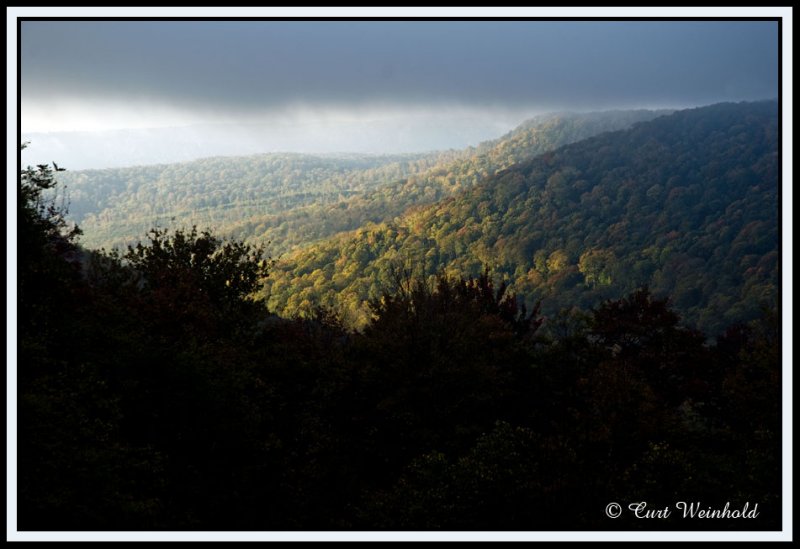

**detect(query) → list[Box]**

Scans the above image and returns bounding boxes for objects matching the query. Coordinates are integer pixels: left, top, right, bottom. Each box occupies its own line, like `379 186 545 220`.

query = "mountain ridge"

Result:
56 108 668 254
262 100 779 336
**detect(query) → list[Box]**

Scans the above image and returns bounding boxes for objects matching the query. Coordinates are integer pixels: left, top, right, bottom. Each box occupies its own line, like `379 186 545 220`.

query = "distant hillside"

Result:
264 101 779 336
55 108 666 254
58 152 456 251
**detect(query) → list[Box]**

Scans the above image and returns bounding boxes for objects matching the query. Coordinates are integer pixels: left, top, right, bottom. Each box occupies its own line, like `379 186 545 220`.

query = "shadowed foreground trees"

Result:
17 161 781 530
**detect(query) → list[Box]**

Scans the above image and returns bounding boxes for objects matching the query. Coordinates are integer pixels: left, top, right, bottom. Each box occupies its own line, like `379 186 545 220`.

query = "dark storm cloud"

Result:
21 20 778 112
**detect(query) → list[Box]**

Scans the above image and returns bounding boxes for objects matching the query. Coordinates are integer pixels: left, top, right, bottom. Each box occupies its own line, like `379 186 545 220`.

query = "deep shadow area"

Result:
17 159 780 530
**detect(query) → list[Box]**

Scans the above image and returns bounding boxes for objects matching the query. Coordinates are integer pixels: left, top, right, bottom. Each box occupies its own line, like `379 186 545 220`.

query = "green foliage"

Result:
348 270 541 461
18 153 170 528
60 110 665 256
266 101 779 336
18 223 782 530
18 148 84 370
123 226 270 307
17 104 782 530
19 146 80 242
578 248 618 287
363 422 578 529
368 267 540 337
62 152 454 253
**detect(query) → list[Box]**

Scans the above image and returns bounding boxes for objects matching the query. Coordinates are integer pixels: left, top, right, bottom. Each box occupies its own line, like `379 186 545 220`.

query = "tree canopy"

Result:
264 101 779 336
16 103 781 530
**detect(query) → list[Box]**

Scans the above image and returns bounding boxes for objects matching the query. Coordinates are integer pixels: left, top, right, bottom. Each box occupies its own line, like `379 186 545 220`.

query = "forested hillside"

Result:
264 101 779 336
60 152 452 252
18 154 781 530
58 109 666 254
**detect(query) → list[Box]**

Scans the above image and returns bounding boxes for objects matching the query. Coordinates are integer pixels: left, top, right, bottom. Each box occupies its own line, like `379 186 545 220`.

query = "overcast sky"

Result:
21 20 778 134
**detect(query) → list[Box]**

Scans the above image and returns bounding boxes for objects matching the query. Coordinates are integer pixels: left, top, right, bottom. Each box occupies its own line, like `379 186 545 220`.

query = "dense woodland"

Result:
63 152 452 252
17 101 781 531
264 102 779 336
60 109 664 254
